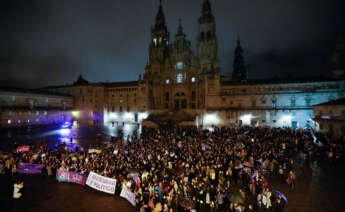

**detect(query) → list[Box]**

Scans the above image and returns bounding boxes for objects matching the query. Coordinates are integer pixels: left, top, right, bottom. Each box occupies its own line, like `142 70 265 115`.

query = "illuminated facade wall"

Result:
200 80 345 128
104 80 149 124
0 89 73 128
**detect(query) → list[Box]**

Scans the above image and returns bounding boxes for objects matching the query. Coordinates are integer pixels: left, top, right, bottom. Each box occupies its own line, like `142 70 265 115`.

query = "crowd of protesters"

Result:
0 126 345 212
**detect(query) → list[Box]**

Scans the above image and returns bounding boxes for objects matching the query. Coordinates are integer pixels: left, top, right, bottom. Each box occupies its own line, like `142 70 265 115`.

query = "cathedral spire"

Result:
174 18 191 51
236 36 243 53
202 0 212 14
176 18 185 37
232 37 248 81
199 0 214 23
154 0 167 31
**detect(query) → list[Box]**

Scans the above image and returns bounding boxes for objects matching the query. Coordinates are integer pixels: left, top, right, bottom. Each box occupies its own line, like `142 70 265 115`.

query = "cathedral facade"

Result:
41 0 345 131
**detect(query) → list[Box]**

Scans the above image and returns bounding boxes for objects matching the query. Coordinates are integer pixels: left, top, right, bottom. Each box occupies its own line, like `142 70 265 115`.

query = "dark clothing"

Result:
273 201 285 212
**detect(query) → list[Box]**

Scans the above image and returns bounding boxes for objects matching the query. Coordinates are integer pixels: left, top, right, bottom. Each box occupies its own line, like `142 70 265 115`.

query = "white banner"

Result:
86 171 116 194
120 185 136 206
88 149 102 154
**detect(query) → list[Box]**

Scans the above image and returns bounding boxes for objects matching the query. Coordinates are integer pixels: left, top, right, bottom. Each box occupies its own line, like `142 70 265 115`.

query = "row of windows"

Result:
8 111 48 116
165 103 196 109
109 88 137 92
5 96 50 103
7 119 43 124
225 84 340 94
153 37 168 46
228 98 312 107
79 88 102 94
200 31 214 41
111 106 138 112
111 93 136 98
165 92 196 100
166 75 196 84
234 119 278 123
317 110 345 116
226 110 296 117
110 98 136 104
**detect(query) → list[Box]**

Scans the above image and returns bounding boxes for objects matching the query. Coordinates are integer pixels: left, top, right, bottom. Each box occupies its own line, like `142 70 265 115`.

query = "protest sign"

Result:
56 169 86 185
201 143 209 151
16 163 44 174
133 173 139 182
201 144 206 151
88 149 102 154
86 171 116 194
16 145 29 153
243 162 253 167
120 185 136 206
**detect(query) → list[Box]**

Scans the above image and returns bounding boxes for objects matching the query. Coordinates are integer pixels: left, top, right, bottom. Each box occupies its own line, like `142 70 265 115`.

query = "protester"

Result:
13 180 24 199
1 126 344 211
286 170 296 190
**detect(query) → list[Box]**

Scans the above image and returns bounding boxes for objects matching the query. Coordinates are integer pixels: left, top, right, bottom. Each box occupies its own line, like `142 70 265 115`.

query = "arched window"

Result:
252 99 256 107
192 91 196 100
177 73 183 83
176 61 183 70
200 32 205 41
207 31 212 40
290 96 296 107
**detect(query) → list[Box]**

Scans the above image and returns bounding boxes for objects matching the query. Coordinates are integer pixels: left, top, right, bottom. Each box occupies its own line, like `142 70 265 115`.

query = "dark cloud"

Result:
0 0 344 88
0 49 81 88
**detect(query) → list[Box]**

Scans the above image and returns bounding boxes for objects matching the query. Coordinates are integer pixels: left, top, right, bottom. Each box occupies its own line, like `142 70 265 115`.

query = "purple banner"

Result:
16 163 44 174
56 169 86 185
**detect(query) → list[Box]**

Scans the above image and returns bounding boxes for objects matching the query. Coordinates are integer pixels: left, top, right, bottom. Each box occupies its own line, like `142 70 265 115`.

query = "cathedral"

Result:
45 0 345 130
2 0 344 132
144 0 219 112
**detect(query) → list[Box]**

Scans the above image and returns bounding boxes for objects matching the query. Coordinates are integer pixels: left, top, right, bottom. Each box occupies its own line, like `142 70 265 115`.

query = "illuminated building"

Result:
39 0 345 130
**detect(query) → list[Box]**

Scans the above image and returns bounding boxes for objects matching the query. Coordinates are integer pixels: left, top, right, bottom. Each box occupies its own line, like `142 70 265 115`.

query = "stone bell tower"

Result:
145 0 172 109
196 0 220 75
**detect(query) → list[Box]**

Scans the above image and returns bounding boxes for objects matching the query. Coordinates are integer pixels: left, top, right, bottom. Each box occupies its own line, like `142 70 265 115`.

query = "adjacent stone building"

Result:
42 75 105 125
313 98 345 139
0 88 73 128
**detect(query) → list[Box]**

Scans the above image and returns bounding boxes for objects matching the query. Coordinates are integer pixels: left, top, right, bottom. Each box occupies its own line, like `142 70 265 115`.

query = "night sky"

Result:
0 0 344 88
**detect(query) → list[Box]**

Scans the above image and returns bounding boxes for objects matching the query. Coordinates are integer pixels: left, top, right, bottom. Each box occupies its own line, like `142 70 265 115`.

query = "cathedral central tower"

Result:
196 0 220 74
